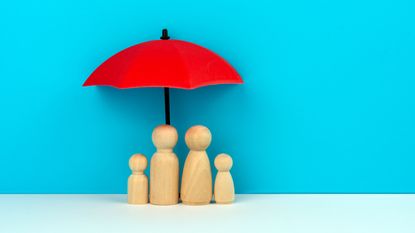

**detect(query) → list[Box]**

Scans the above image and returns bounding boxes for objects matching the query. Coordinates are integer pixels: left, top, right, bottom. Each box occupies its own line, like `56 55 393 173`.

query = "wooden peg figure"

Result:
181 125 213 205
150 125 179 205
128 154 148 204
214 153 235 204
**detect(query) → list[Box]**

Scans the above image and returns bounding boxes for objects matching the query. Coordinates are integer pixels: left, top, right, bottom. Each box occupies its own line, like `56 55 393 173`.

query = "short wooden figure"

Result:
181 125 213 205
214 153 235 204
128 153 148 204
150 125 179 205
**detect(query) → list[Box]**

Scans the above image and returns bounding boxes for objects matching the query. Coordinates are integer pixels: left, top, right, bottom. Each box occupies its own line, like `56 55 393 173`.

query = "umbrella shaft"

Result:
164 87 170 125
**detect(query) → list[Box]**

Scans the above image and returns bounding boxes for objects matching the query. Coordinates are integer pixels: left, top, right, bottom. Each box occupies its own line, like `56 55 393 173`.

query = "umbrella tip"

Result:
160 29 170 40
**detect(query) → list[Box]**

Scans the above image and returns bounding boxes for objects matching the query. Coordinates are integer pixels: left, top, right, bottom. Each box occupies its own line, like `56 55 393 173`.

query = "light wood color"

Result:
128 154 148 204
150 125 179 205
181 125 213 205
214 153 235 204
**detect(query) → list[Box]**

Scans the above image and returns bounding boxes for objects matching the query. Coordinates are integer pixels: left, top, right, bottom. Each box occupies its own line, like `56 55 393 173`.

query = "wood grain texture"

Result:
180 125 213 205
150 125 179 205
128 154 148 204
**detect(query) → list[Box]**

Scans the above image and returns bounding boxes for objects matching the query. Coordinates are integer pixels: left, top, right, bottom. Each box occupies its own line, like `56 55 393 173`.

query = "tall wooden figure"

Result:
150 125 179 205
214 153 235 204
181 125 213 205
128 154 148 204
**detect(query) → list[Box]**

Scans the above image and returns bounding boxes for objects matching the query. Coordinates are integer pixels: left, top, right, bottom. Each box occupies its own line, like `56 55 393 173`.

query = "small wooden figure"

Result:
128 153 148 204
214 153 235 204
181 125 213 205
150 125 179 205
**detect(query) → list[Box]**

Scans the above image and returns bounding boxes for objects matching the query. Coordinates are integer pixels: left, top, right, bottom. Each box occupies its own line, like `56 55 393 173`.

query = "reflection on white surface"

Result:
0 194 414 233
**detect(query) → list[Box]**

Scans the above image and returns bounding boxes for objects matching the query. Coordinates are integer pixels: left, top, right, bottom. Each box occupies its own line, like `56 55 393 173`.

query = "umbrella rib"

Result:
171 42 193 89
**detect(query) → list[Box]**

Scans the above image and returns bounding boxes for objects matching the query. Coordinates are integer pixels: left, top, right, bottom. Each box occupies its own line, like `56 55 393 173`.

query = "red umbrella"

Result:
83 29 243 124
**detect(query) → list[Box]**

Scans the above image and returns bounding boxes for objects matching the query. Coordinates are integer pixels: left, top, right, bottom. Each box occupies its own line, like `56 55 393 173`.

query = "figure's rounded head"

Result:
152 124 178 149
129 154 147 172
214 153 233 171
185 125 212 151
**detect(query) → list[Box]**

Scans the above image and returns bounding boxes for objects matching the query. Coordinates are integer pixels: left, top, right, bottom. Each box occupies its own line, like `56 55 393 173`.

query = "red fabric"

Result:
83 40 242 89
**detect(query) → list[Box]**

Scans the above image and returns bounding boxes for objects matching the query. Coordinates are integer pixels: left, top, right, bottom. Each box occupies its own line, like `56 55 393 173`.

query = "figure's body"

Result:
181 125 212 205
128 154 148 204
214 153 235 204
150 125 179 205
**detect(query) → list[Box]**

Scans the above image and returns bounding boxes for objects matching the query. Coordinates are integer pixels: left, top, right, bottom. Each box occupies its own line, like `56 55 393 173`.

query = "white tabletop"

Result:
0 194 413 233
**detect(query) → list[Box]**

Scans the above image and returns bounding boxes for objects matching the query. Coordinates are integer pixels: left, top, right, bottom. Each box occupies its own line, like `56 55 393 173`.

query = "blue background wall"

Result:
1 0 414 193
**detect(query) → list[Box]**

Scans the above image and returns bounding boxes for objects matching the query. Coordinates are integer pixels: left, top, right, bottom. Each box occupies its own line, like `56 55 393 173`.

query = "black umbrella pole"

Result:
164 87 171 125
161 29 171 125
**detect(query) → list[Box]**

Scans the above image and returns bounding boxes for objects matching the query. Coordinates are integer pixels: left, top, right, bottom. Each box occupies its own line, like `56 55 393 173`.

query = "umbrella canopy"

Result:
83 29 243 124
